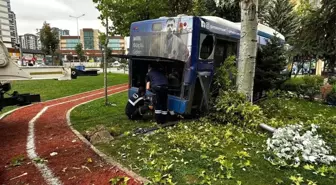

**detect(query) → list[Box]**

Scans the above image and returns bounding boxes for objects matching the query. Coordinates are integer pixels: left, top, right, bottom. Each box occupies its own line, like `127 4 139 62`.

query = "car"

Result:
112 61 120 67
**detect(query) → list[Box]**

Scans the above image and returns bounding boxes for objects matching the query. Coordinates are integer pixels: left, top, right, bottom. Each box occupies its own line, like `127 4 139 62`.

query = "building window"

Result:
83 31 94 50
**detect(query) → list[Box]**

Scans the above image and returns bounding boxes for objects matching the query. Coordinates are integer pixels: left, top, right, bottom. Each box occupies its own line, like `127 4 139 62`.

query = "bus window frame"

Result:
198 31 216 61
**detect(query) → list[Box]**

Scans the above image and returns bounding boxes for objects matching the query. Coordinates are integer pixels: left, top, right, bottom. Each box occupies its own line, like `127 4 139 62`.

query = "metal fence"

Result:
63 62 102 68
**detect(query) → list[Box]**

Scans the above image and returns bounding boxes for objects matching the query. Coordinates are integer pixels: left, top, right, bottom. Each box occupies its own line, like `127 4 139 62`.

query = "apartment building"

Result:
0 0 13 48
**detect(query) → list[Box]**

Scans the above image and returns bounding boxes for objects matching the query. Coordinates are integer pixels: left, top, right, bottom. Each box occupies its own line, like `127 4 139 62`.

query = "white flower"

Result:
266 124 336 165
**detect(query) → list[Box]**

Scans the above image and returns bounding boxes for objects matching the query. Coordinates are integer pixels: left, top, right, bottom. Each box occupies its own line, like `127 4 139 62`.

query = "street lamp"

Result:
69 14 85 43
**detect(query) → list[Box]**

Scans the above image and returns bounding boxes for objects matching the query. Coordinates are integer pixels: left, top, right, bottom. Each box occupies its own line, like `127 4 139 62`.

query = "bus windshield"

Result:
130 17 193 62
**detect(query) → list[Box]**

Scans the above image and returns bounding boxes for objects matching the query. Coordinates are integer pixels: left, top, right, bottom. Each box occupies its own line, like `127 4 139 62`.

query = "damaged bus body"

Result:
126 15 285 116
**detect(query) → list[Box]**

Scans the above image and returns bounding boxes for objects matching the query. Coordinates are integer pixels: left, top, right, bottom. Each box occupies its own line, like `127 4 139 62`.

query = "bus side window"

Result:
199 34 214 60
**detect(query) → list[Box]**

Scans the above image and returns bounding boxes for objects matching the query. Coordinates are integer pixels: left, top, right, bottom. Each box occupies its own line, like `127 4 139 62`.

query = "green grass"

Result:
71 92 155 136
71 95 336 185
1 73 128 113
259 98 336 122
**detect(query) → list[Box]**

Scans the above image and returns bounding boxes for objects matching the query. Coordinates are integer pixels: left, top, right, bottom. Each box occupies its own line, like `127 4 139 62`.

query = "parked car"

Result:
112 61 120 67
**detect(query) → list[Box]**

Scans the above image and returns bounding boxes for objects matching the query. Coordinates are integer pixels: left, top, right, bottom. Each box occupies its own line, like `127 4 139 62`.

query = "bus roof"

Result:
131 15 285 41
201 16 285 41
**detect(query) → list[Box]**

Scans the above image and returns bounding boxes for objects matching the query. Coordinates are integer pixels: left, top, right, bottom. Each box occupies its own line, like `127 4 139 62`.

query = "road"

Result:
0 84 142 185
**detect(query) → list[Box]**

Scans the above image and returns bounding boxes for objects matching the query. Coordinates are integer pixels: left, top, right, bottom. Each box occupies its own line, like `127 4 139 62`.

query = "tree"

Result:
39 22 59 65
93 0 169 36
167 0 193 16
264 0 298 40
254 35 287 98
215 0 270 22
290 0 336 74
66 54 73 62
192 0 217 15
75 43 85 62
118 59 128 74
236 0 259 102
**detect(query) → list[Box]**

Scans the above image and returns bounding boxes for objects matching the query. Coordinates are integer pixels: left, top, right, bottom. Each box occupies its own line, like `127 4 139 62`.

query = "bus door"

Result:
191 33 215 112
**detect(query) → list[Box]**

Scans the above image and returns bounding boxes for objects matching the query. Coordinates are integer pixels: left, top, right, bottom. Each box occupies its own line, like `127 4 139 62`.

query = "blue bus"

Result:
126 15 285 115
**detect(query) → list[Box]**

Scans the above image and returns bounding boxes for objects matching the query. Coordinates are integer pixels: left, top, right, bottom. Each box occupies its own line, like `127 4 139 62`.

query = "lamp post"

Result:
69 14 85 66
69 14 85 44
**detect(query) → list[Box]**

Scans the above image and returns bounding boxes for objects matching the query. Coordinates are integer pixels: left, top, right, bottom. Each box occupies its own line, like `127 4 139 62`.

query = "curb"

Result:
65 89 150 184
0 104 34 120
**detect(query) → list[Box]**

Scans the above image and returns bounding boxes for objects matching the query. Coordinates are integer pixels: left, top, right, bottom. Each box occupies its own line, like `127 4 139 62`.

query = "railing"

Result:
63 62 102 68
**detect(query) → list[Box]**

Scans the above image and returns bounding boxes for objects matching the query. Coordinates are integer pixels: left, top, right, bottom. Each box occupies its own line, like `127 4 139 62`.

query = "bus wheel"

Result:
71 69 77 79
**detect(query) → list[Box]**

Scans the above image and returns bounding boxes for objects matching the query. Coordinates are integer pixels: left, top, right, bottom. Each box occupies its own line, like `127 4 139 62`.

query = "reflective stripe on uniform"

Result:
155 110 162 114
128 97 144 106
162 111 168 115
169 111 175 115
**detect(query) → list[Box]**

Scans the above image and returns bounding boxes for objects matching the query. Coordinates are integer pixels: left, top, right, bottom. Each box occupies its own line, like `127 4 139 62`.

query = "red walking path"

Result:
0 84 144 185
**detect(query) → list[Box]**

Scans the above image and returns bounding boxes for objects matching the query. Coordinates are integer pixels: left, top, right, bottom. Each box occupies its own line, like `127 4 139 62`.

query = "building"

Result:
80 28 125 52
60 36 80 50
124 36 130 54
8 11 17 47
19 35 25 48
0 0 13 48
59 28 126 62
80 28 99 50
20 34 38 50
107 36 125 53
52 27 70 39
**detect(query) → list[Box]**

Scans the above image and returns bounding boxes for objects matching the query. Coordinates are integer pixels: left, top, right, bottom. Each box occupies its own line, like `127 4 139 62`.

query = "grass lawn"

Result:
71 94 336 184
71 92 155 136
1 73 128 113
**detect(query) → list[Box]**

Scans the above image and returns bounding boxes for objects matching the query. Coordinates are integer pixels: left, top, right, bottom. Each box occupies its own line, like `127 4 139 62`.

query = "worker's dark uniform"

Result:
125 92 148 120
146 69 168 124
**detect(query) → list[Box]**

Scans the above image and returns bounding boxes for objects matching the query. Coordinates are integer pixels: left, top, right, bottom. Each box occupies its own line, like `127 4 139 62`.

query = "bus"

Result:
125 15 285 115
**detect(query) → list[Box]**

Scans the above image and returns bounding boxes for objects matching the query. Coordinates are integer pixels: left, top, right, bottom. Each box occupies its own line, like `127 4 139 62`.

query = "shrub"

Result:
320 84 333 100
212 56 237 92
281 76 324 100
281 77 304 93
326 85 336 106
301 76 324 100
328 76 336 85
210 90 264 128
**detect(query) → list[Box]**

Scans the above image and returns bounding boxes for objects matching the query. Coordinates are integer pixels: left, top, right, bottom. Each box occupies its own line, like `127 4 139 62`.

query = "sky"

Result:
11 0 105 36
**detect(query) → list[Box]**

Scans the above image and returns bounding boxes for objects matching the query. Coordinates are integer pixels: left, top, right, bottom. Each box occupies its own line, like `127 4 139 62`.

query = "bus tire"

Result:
71 69 77 79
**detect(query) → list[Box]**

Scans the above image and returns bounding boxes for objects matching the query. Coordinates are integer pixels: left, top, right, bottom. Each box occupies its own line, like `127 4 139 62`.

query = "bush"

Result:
211 56 237 99
326 85 336 106
328 76 336 85
210 90 264 128
321 84 333 100
281 77 304 93
281 76 324 100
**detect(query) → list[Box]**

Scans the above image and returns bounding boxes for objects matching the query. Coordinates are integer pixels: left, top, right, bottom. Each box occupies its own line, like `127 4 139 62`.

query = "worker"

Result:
125 87 150 120
146 64 168 124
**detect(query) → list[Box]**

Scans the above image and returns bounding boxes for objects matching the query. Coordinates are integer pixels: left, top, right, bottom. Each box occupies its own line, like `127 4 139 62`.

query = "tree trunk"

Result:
51 52 54 66
236 0 258 102
289 57 294 78
104 17 109 106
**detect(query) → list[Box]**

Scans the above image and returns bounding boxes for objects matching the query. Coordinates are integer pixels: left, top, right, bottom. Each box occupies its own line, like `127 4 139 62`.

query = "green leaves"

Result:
39 21 59 58
109 176 130 185
10 155 25 167
210 90 264 128
303 164 315 171
289 175 304 185
264 0 298 40
75 43 85 62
